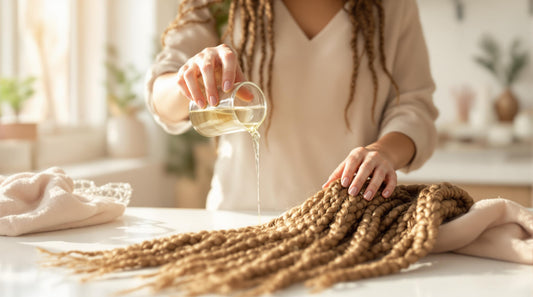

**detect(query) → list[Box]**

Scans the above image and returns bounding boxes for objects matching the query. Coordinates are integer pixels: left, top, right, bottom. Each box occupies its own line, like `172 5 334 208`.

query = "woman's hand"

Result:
322 147 397 200
322 132 416 201
177 44 245 108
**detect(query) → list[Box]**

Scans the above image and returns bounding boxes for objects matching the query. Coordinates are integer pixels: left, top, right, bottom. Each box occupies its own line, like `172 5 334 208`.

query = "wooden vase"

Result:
494 88 519 122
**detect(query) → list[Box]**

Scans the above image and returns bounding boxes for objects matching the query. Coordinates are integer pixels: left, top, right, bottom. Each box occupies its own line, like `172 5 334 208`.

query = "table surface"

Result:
1 207 532 297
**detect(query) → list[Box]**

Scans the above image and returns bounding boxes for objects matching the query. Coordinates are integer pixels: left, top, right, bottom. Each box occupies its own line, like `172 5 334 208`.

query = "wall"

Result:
0 0 18 76
101 0 182 207
106 0 175 160
417 0 533 126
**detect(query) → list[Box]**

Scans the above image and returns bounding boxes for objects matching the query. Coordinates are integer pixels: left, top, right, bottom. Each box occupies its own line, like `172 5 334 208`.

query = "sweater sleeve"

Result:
379 0 439 173
144 6 219 135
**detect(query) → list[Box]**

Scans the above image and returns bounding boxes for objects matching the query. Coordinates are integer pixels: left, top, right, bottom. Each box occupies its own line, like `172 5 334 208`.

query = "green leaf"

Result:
0 76 36 115
505 39 529 86
104 45 143 115
473 56 500 81
506 53 529 86
473 35 507 86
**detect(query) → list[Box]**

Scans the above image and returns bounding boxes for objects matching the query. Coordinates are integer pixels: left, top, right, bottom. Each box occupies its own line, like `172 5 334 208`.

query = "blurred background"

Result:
0 0 531 207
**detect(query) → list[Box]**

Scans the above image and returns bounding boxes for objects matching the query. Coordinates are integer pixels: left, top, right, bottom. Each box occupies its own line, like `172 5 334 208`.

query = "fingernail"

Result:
348 187 357 196
223 80 231 92
364 191 373 201
199 99 206 108
341 177 349 187
322 182 328 189
209 95 216 106
382 190 390 197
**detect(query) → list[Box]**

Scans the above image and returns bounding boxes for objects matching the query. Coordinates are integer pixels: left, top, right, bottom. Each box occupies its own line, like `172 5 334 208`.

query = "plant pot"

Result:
106 115 147 158
494 88 519 122
0 123 38 141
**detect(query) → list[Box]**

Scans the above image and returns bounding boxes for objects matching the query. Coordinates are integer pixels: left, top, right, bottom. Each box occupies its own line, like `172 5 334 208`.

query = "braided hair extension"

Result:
40 180 473 296
161 0 399 136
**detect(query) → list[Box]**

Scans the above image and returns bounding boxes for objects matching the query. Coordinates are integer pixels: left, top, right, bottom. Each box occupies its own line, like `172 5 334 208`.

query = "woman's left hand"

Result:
322 146 397 200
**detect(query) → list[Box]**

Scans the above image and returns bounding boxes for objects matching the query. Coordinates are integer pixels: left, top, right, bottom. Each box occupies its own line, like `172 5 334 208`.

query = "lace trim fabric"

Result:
73 180 132 206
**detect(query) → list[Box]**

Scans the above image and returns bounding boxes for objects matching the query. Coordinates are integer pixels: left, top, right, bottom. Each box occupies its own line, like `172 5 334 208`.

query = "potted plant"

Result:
474 35 529 122
104 46 147 158
0 77 38 140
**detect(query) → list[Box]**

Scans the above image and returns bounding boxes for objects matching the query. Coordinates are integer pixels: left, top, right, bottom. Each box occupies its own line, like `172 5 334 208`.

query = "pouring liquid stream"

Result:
240 112 262 224
247 128 261 224
189 106 264 223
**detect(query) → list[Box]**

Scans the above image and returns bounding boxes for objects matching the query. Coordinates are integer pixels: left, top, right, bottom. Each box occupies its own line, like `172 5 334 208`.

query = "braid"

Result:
222 0 236 44
256 0 267 91
237 0 249 68
244 0 257 79
344 0 397 126
374 0 400 104
263 0 275 139
344 0 362 129
360 1 379 122
40 181 473 296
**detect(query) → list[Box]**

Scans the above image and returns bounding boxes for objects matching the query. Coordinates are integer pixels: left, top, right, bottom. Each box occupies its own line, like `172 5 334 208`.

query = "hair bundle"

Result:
40 180 473 296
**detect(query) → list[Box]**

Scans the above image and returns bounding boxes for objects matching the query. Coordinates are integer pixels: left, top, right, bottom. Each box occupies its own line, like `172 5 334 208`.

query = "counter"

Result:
1 207 532 297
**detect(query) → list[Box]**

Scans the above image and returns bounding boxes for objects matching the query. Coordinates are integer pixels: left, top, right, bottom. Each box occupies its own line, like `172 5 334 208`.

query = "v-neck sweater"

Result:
145 0 439 211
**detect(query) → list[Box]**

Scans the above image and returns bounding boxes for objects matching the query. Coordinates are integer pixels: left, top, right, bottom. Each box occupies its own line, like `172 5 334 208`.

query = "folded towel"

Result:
433 198 533 264
0 167 131 236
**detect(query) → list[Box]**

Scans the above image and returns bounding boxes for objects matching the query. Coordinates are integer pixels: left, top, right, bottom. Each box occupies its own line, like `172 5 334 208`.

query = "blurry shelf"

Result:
60 158 176 208
398 141 533 186
61 157 158 179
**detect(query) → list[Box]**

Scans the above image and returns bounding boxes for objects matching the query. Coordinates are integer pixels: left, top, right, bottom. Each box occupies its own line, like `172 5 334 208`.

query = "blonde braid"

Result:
244 0 257 79
262 0 275 137
222 0 236 44
41 180 473 296
374 0 400 102
256 0 267 90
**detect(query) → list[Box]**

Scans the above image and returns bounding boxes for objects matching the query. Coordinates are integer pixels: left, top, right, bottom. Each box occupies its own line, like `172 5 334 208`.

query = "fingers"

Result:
177 44 243 108
323 147 397 201
197 53 219 106
177 65 193 100
343 148 366 197
381 172 397 198
234 63 246 84
219 44 237 92
183 64 206 108
362 167 389 201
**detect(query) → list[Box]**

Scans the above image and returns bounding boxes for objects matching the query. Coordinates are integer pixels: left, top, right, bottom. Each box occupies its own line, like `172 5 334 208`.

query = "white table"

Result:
1 207 532 297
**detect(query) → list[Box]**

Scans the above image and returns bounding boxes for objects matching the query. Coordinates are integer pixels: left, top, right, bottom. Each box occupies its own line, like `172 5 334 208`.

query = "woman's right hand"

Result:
177 44 245 108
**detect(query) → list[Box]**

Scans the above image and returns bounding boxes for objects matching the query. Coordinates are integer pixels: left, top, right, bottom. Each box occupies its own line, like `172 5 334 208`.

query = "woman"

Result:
146 0 438 211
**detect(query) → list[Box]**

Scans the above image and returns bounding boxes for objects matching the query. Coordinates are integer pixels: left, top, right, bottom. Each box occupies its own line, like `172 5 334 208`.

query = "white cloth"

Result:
434 198 533 265
146 0 438 211
0 167 130 236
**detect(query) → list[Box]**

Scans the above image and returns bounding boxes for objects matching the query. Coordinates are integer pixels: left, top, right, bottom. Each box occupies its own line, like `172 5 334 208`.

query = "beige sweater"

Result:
146 0 438 211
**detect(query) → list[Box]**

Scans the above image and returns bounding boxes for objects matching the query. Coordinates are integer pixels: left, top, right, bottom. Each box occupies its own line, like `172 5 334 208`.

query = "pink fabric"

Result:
0 167 130 236
433 198 533 265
